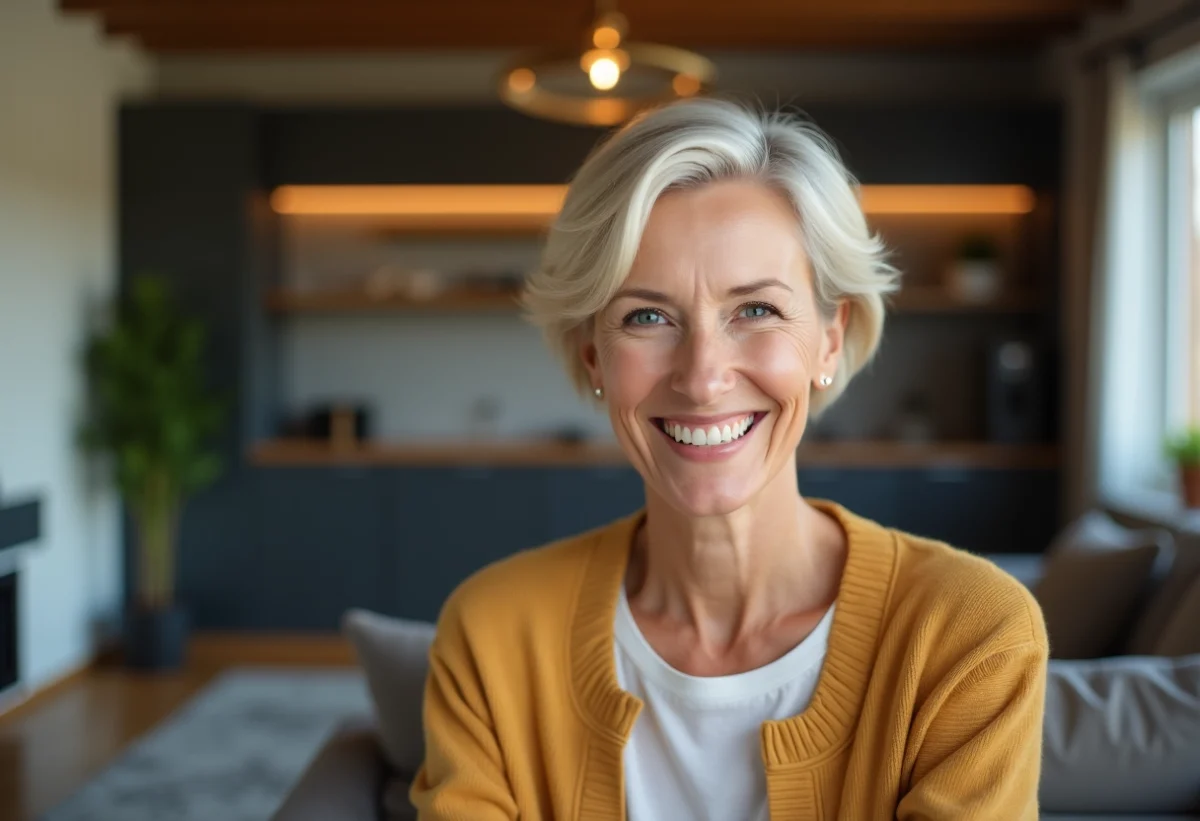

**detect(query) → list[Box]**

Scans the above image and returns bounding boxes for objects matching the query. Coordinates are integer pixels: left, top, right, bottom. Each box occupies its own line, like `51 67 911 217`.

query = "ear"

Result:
579 324 603 391
816 300 849 382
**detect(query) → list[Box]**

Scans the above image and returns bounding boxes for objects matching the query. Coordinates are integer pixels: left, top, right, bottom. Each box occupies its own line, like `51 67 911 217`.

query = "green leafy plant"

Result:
79 275 227 611
1165 427 1200 468
956 235 998 262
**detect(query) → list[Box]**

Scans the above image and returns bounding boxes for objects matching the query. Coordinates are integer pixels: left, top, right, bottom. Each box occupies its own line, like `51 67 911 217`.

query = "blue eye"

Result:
629 309 666 326
741 303 777 319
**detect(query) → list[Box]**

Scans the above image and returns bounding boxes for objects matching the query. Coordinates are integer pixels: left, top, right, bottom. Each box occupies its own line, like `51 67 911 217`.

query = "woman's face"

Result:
583 179 847 517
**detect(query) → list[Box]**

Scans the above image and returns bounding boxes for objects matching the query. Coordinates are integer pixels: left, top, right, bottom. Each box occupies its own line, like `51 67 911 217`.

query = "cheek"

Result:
743 331 815 402
601 337 672 402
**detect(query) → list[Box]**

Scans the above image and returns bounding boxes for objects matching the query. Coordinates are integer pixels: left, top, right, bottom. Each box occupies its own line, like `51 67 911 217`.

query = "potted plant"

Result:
79 275 226 670
946 234 1002 304
1165 427 1200 509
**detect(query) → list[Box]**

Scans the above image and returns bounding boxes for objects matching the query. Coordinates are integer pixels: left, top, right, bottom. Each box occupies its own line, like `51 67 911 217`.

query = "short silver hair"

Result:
521 96 899 414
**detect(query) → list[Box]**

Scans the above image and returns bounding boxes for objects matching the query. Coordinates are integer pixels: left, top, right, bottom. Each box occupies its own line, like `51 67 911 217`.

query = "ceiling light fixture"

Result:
497 0 717 127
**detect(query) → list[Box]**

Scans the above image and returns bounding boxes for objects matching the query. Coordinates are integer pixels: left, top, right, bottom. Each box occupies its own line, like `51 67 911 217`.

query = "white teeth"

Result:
660 414 757 447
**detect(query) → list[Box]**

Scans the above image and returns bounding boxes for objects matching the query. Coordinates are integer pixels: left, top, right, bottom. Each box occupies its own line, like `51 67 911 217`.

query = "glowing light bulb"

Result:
507 68 535 94
593 25 621 50
589 56 621 91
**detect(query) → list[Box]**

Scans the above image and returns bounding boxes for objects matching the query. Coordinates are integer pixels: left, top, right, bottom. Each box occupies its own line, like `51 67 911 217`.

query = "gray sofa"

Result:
271 515 1200 821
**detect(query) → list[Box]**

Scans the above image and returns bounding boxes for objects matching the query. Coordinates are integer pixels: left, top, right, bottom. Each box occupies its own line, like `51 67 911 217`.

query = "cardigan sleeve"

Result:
409 612 519 821
896 639 1049 820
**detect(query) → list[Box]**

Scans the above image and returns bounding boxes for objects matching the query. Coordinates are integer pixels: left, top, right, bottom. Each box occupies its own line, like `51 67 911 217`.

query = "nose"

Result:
671 325 737 406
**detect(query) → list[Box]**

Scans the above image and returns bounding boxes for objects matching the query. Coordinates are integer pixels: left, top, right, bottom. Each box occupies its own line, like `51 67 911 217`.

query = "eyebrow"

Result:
726 278 794 297
611 278 793 303
611 287 675 304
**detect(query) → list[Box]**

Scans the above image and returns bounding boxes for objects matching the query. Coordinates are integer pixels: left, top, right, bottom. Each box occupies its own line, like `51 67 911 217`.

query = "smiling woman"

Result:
410 97 1050 821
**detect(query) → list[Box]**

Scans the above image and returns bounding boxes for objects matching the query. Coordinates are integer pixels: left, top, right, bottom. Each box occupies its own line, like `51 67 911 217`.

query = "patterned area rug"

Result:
38 668 373 821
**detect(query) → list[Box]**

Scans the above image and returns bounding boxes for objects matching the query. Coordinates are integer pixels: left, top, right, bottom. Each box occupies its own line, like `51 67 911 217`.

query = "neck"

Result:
629 460 842 648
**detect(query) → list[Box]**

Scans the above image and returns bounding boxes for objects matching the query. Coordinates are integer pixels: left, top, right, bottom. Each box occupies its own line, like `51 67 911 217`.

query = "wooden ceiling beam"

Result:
64 0 1120 11
128 19 1074 53
76 0 1115 26
639 0 1118 21
63 0 1117 52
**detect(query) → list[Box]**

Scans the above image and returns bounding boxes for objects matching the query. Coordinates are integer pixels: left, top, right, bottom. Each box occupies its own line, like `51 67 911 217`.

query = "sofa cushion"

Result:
342 608 436 778
1033 511 1172 659
1157 572 1200 657
383 776 418 821
1128 531 1200 656
1040 654 1200 815
985 553 1045 589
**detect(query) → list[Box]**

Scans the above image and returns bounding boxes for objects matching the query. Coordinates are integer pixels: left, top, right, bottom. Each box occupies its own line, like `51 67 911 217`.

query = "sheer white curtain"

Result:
1091 53 1168 509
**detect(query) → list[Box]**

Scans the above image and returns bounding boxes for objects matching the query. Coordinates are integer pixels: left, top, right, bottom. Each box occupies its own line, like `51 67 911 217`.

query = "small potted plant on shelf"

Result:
946 234 1002 304
1165 426 1200 509
79 275 227 671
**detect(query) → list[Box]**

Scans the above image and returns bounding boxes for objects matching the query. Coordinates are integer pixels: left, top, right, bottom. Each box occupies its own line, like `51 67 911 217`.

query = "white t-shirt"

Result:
614 588 834 821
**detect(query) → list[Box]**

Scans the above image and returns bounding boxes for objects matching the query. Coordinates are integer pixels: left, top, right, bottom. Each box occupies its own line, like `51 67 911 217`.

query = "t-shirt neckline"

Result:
614 585 835 708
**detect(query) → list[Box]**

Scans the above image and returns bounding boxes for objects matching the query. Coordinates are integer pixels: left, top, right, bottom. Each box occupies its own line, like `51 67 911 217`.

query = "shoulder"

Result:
887 527 1048 654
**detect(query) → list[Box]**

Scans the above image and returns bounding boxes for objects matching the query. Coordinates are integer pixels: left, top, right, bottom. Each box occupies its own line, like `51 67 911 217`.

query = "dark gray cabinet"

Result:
799 466 1058 554
381 467 551 623
254 467 387 629
546 466 644 542
191 464 1057 630
798 468 900 529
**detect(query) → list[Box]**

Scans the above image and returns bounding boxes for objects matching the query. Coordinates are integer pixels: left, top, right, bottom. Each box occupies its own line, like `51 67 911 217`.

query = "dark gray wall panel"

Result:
265 107 607 186
176 475 262 629
262 102 1061 187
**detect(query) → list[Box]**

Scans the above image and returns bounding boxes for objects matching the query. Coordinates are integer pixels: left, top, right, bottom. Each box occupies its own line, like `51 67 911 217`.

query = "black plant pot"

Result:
125 604 190 671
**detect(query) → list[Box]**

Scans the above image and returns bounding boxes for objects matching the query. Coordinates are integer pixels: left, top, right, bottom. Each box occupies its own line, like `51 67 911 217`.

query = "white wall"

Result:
0 0 152 693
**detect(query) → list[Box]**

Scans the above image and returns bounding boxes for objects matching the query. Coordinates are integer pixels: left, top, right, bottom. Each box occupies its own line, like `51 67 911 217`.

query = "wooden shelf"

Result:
249 438 1059 470
266 287 520 314
250 438 628 467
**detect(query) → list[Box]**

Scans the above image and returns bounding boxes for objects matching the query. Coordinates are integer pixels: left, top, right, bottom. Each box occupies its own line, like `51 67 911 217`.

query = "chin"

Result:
660 474 762 518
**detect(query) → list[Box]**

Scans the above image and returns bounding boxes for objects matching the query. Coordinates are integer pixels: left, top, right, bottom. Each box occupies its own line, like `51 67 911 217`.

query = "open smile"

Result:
650 412 767 459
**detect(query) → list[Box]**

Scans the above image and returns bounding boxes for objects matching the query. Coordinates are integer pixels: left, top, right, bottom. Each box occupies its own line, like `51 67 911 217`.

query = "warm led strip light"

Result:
270 184 1035 218
857 185 1035 215
270 185 567 217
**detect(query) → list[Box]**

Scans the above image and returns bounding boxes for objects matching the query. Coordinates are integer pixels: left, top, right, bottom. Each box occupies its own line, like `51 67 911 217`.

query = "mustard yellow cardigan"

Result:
411 500 1049 820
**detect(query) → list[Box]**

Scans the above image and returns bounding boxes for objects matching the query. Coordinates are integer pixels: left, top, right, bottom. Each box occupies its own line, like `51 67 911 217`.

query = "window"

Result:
1095 51 1200 518
1164 102 1200 440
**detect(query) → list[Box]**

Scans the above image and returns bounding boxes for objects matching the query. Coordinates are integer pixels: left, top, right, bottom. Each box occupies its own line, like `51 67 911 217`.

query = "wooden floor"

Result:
0 636 355 821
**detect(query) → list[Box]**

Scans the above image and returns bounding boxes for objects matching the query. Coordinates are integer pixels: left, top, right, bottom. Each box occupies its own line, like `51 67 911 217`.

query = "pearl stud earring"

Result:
818 375 833 387
594 387 604 398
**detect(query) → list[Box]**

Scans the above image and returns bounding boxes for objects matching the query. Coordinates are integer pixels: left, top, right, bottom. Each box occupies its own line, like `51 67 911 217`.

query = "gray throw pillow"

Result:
1127 531 1200 655
1156 572 1200 657
383 776 418 821
1041 654 1200 815
341 608 436 778
1033 511 1172 659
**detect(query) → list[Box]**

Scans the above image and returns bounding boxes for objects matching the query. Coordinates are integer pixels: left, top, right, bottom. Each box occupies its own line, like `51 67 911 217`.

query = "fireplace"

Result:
0 488 41 692
0 573 15 691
